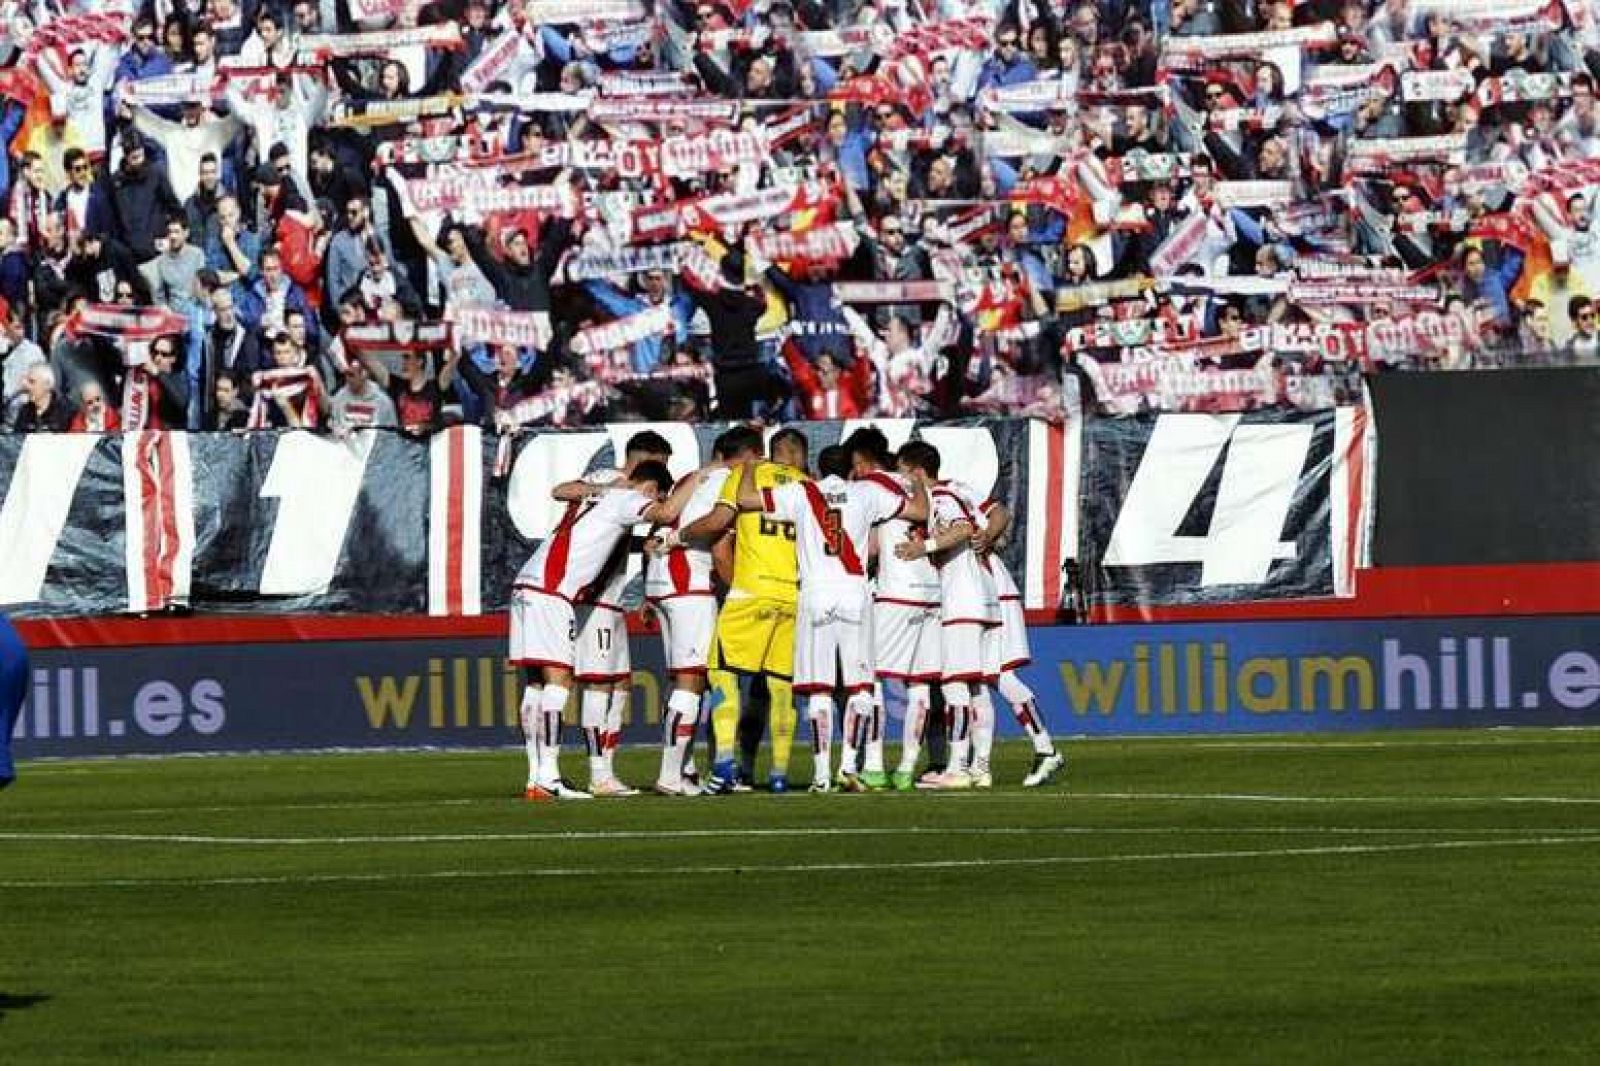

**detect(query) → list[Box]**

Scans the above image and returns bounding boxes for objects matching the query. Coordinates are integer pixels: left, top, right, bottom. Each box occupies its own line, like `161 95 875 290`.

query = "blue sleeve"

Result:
671 292 694 343
0 614 25 787
989 157 1019 194
1229 208 1266 247
1029 212 1065 245
764 264 801 302
1495 247 1526 291
540 26 574 63
582 279 643 317
811 58 839 93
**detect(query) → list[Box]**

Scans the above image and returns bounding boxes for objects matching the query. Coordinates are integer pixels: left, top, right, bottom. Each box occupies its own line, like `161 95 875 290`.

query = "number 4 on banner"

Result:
1103 415 1313 587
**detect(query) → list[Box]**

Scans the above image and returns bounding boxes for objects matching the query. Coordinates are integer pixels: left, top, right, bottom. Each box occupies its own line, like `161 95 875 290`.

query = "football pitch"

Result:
3 731 1600 1064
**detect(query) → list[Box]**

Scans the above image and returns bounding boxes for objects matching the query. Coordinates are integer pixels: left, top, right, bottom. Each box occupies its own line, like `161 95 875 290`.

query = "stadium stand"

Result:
0 0 1596 435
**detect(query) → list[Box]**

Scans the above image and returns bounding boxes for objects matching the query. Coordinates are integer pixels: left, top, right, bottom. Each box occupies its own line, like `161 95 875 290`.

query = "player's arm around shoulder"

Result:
642 462 725 528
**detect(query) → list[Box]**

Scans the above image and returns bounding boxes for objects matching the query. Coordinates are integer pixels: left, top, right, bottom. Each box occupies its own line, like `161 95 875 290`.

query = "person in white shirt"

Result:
845 429 942 791
329 358 398 436
643 426 762 795
892 441 999 790
736 443 924 792
970 501 1067 788
548 431 676 797
510 460 703 800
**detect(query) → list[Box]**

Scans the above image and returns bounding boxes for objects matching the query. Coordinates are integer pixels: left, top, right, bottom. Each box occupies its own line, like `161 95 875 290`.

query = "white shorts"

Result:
575 605 630 683
941 620 995 684
650 595 717 675
509 587 575 670
872 600 941 683
992 596 1031 673
794 589 872 696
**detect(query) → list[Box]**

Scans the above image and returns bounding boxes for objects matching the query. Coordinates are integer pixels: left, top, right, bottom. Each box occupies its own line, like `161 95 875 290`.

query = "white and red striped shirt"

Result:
762 473 904 599
514 488 655 601
930 480 999 626
646 466 730 600
873 471 940 607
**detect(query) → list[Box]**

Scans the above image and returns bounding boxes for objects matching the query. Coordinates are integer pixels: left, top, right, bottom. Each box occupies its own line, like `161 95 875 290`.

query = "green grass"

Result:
4 731 1600 1063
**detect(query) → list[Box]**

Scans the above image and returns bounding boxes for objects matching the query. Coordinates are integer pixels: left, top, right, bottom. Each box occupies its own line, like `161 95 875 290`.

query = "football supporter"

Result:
644 424 764 796
509 458 700 800
736 443 923 791
680 427 808 793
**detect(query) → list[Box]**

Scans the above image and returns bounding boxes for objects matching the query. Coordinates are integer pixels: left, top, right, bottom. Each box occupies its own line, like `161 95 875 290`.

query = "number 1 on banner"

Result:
0 435 98 605
259 432 375 597
1104 416 1312 587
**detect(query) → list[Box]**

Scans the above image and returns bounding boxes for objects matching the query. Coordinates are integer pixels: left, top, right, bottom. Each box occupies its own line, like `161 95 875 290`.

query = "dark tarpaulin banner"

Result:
0 434 129 616
0 418 1077 619
1077 408 1371 613
186 431 431 614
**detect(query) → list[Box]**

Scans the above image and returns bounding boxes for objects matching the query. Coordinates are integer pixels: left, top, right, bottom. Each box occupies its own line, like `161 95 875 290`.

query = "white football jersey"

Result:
762 473 905 594
581 469 644 608
646 466 731 600
514 488 655 601
929 479 998 625
873 472 941 607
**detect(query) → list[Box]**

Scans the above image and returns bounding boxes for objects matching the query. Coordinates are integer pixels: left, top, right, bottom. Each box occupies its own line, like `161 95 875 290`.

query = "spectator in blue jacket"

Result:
977 24 1039 93
582 270 694 376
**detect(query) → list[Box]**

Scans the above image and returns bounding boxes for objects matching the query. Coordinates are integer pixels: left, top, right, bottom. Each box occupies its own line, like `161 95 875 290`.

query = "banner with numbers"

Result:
0 417 1084 619
1077 409 1374 614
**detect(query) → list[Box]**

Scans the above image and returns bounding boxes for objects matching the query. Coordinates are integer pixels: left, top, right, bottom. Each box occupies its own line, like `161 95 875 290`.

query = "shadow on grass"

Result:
0 993 50 1021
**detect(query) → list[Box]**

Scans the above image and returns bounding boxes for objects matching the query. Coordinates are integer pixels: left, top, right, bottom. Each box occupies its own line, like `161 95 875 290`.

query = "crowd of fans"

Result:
1 0 1599 435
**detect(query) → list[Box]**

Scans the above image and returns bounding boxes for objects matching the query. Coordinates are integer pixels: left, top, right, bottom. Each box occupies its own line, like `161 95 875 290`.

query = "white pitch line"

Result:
6 789 1600 822
1 835 1596 890
1078 792 1600 805
6 826 1600 846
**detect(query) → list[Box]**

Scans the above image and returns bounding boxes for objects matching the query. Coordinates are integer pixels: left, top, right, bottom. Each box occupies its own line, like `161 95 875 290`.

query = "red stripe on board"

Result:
446 427 465 616
17 563 1600 651
155 434 179 609
1346 406 1368 592
1042 421 1065 608
138 434 163 611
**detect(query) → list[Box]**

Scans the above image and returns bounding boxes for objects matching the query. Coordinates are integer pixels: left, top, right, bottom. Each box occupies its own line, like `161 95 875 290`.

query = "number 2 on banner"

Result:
1104 416 1312 587
259 432 375 596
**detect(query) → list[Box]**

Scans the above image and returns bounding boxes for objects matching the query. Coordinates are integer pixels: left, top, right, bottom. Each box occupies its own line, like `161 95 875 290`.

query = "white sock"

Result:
941 682 971 773
971 686 996 773
896 682 929 774
660 687 701 786
605 688 628 779
840 700 861 775
519 684 542 787
864 686 886 774
537 685 569 787
844 692 874 775
808 694 835 785
582 689 609 783
999 670 1055 755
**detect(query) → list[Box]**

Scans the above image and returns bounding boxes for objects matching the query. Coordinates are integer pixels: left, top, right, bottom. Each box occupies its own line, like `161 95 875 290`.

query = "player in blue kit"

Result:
0 613 27 789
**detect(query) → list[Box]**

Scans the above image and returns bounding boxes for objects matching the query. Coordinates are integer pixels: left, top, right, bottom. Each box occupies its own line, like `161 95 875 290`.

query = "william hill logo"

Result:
355 658 667 731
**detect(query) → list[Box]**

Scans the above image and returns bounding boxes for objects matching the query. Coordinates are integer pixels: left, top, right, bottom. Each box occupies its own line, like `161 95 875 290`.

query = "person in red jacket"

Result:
783 342 872 420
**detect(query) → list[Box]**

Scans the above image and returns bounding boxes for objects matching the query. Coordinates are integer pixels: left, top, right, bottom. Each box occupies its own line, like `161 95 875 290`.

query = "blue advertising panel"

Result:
11 615 1600 759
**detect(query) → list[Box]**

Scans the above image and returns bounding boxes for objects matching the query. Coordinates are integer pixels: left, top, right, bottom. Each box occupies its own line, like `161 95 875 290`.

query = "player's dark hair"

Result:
844 426 893 470
631 459 674 495
713 424 763 460
771 427 809 462
898 440 941 478
817 445 851 480
625 429 673 460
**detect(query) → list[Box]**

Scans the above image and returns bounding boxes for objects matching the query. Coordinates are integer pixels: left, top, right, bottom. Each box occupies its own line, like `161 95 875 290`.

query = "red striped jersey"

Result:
872 471 941 607
515 488 656 601
761 473 904 597
930 480 999 625
646 466 731 600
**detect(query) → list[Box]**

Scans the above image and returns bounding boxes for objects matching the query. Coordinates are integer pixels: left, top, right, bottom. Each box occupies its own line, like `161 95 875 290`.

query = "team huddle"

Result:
508 426 1065 799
